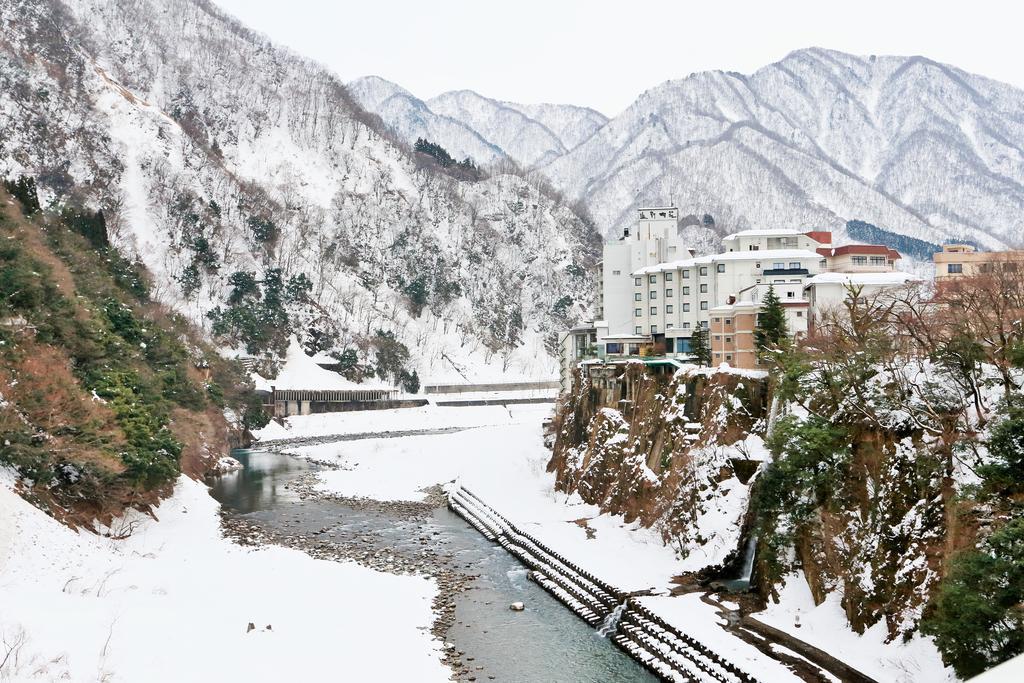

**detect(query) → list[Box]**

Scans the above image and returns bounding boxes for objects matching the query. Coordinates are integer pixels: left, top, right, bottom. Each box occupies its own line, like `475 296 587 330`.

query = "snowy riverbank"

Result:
271 403 959 682
0 470 449 682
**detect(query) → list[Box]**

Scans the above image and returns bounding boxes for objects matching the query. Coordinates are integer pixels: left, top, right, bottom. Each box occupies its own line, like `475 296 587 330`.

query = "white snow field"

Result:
0 470 448 683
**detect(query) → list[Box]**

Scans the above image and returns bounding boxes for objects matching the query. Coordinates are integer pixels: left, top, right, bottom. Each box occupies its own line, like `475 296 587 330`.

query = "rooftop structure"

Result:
263 338 398 416
933 244 1024 281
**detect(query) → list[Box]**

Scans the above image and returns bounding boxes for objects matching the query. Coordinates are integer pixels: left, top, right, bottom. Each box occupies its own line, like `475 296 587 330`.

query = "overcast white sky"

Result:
213 0 1022 116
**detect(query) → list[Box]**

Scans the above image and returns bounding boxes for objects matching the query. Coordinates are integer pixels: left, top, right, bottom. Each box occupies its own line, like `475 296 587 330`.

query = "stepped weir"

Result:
447 485 759 682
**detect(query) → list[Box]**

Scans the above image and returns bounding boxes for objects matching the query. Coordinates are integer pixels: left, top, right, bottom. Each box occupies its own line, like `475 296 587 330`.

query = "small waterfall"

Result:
738 534 757 583
721 534 758 592
596 601 628 638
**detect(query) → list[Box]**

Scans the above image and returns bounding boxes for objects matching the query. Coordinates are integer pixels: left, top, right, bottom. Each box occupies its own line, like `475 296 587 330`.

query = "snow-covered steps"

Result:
447 485 617 625
612 602 758 683
447 485 758 682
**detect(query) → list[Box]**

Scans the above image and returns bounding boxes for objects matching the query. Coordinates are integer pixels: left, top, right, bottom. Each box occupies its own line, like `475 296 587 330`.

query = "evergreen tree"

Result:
690 325 711 366
755 285 788 356
922 515 1024 678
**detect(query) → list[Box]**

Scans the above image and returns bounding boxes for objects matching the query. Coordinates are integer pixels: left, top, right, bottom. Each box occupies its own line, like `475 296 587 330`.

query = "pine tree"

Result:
755 285 788 356
690 325 711 366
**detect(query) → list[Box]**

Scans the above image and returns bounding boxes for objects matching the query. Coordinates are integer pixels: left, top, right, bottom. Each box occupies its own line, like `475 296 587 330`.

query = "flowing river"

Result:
208 449 654 682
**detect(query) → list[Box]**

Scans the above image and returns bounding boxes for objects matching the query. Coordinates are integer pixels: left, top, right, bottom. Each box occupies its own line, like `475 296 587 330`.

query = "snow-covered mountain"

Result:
0 0 599 383
357 49 1024 251
350 80 608 170
347 76 507 166
426 90 608 169
543 48 1024 248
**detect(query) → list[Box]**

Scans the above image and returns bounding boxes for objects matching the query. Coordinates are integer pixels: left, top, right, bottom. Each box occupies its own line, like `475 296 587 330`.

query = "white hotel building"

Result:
560 207 914 386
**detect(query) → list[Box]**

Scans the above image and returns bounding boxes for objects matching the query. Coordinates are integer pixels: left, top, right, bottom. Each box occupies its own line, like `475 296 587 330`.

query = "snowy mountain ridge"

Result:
357 48 1024 251
349 76 610 170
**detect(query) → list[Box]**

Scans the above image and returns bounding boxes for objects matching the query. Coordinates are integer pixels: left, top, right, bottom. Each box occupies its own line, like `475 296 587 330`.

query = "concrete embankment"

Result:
447 485 759 683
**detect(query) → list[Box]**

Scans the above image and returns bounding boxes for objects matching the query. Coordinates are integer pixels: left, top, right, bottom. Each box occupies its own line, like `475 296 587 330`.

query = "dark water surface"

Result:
209 449 654 682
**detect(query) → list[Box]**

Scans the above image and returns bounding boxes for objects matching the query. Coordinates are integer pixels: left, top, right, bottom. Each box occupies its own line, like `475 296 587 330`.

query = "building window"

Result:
699 267 708 276
796 311 803 317
650 291 657 299
700 284 708 293
666 288 673 298
870 256 886 266
635 308 642 317
726 337 732 343
789 262 800 269
713 317 721 323
635 326 642 334
667 323 674 329
852 256 867 266
682 322 691 329
651 325 658 334
682 286 690 295
649 274 657 284
820 259 827 270
748 245 759 251
666 305 673 314
700 320 708 328
682 270 690 279
948 263 963 274
773 262 784 269
683 303 691 312
725 319 732 325
634 277 642 286
700 301 708 310
665 272 674 282
726 354 733 361
606 342 623 354
613 270 621 275
717 263 725 273
650 306 657 315
787 291 795 298
634 293 642 301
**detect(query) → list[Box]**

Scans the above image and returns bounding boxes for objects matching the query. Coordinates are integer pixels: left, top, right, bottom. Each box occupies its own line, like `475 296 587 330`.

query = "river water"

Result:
208 449 654 682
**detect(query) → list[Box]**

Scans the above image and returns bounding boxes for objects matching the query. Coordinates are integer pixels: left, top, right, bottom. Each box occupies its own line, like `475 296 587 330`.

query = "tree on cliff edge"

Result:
755 285 788 357
690 326 710 366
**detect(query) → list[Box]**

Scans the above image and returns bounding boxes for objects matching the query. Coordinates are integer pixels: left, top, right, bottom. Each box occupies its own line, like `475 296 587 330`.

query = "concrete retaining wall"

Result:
424 381 559 394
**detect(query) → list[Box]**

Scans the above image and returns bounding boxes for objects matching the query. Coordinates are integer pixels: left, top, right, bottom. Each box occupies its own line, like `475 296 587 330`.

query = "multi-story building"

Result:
933 244 1024 281
599 207 692 336
816 244 902 272
564 209 919 378
629 243 824 356
803 271 922 333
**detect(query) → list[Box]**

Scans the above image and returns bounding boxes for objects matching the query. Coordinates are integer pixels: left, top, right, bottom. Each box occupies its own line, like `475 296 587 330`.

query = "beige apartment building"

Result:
934 244 1024 281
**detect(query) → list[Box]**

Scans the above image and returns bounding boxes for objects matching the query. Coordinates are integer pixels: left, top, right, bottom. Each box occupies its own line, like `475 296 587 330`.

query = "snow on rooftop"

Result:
269 337 393 391
634 249 823 275
722 228 802 240
804 271 922 287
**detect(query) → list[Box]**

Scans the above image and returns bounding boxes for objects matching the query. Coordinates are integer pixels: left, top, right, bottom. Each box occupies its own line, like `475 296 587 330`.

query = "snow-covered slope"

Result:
427 90 607 168
542 48 1024 247
0 471 448 681
0 0 600 383
347 76 507 166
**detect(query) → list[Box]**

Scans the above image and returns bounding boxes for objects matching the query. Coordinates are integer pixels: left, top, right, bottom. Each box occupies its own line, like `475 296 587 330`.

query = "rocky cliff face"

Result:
548 362 770 577
548 358 995 645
